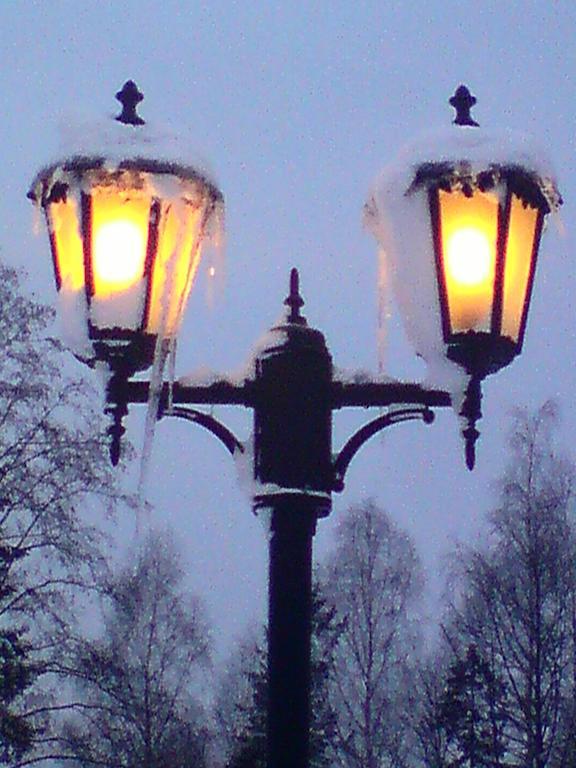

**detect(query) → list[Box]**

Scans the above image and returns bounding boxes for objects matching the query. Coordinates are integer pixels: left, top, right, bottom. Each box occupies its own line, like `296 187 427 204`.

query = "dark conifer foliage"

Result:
0 630 33 763
436 644 508 767
218 582 344 768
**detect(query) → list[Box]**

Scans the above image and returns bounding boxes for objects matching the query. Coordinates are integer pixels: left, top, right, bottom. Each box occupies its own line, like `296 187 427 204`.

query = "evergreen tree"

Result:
225 639 266 768
0 630 33 763
436 644 507 768
309 586 346 766
217 582 344 768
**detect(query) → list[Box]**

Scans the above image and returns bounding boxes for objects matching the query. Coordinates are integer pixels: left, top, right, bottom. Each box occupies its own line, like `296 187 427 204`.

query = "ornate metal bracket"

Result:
105 378 251 465
160 405 244 456
332 406 435 491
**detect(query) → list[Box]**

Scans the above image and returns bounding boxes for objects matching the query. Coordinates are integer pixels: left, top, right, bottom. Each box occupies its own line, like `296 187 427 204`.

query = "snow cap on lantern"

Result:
28 80 224 377
365 85 562 468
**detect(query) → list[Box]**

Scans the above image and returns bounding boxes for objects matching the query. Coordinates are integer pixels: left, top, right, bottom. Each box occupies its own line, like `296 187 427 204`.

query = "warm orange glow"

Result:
91 191 150 296
147 201 205 334
439 189 499 333
446 227 492 286
501 195 538 342
48 199 85 292
94 220 146 285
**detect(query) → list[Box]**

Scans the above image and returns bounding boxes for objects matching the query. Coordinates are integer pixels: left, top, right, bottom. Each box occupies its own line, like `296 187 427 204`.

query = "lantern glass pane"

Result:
48 199 85 292
91 190 150 295
147 201 205 335
89 189 151 329
501 194 538 343
439 189 499 334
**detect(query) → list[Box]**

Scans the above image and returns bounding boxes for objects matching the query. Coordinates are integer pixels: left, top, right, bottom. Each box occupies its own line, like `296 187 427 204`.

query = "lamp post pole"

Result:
110 268 450 768
254 270 332 768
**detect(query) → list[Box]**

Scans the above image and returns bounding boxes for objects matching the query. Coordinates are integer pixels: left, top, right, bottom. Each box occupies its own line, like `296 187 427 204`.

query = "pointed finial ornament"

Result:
460 375 482 470
115 80 145 126
104 395 128 467
450 84 479 127
284 268 306 325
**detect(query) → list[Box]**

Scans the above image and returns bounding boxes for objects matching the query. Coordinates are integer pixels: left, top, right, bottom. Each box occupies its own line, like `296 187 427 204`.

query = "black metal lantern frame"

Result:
406 161 561 467
425 163 553 369
28 158 223 377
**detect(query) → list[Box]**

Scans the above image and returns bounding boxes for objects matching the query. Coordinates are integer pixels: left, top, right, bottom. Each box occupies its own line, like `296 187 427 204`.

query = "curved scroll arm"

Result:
161 405 245 456
332 406 435 492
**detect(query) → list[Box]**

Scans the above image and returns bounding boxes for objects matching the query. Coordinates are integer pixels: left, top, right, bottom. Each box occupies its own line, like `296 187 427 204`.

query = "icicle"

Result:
376 247 392 376
32 205 43 237
136 209 185 515
206 264 217 310
205 221 226 310
136 335 169 530
136 198 205 510
174 198 214 325
552 208 565 239
167 337 177 413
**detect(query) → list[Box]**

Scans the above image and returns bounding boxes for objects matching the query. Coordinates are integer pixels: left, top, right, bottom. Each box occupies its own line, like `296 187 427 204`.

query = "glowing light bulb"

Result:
94 220 146 287
446 227 492 286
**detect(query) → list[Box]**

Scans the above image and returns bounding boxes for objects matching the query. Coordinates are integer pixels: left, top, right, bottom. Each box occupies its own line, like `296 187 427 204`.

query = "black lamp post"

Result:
108 266 450 768
29 83 560 768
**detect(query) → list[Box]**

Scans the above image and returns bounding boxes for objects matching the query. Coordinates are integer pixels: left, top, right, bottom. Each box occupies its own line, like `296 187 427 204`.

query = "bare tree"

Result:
57 530 212 768
323 500 424 768
440 403 576 768
0 263 126 766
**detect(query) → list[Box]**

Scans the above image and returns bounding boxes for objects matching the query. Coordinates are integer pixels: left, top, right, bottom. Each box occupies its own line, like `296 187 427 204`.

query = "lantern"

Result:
419 160 552 379
366 86 562 468
28 81 224 378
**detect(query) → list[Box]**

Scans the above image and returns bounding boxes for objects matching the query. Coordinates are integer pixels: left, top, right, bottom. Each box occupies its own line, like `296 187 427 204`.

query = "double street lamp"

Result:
29 82 560 768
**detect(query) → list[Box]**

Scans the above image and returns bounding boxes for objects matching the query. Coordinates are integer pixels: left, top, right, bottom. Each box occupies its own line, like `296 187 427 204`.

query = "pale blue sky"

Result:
1 1 575 655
